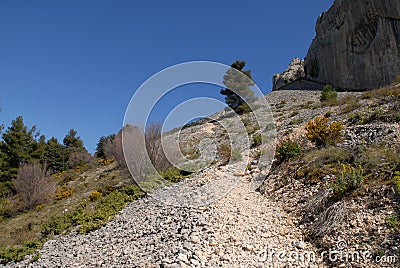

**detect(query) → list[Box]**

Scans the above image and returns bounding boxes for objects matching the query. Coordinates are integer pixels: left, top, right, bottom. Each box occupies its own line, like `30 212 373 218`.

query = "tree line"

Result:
0 116 90 209
0 60 254 213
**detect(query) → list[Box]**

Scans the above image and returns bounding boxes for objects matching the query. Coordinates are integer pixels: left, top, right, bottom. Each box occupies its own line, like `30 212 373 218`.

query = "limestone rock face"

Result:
304 0 400 90
272 58 305 90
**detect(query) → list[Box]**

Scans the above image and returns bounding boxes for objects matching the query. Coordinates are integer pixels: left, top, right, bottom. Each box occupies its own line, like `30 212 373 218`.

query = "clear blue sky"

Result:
0 0 333 153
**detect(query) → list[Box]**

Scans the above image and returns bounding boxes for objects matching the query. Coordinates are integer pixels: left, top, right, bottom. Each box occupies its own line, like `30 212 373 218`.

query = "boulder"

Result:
304 0 400 90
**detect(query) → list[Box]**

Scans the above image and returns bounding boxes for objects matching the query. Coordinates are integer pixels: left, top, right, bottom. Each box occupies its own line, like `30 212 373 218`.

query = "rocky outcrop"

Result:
304 0 400 90
272 58 305 90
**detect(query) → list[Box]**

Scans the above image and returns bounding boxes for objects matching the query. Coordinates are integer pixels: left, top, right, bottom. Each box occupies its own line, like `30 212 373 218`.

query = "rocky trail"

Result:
7 89 399 267
10 158 322 268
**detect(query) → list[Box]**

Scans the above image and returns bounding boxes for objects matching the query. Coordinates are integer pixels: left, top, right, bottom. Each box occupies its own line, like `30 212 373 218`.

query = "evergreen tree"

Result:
0 116 38 180
44 137 69 173
220 61 255 114
0 144 8 182
95 134 115 159
63 129 86 152
31 135 47 160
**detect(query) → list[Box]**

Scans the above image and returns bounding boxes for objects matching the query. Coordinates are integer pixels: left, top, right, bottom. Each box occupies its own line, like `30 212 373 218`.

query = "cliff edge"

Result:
304 0 400 90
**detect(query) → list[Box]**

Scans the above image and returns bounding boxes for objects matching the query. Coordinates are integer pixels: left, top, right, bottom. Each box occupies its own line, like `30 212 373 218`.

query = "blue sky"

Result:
0 0 333 153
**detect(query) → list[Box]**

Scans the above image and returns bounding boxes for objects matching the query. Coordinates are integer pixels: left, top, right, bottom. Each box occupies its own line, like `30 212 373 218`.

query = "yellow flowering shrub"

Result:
35 204 45 211
97 158 114 166
55 185 73 200
305 116 343 147
88 191 102 201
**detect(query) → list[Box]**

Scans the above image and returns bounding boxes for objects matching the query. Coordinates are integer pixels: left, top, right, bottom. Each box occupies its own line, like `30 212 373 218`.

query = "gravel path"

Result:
6 90 338 267
8 160 324 268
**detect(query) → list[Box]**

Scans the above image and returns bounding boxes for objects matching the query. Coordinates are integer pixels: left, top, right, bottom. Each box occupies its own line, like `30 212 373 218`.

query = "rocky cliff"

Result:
272 58 305 90
304 0 400 90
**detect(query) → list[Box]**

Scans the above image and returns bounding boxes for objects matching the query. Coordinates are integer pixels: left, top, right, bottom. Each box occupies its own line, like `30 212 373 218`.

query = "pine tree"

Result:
95 134 115 159
44 137 69 173
0 116 38 179
63 129 86 152
220 61 255 114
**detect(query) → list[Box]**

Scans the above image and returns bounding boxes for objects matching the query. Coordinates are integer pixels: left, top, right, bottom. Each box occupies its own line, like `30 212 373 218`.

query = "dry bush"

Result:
218 144 232 165
13 162 56 209
120 125 151 181
104 131 125 169
361 84 400 101
68 151 93 168
310 201 347 238
356 145 399 180
304 188 333 215
338 95 361 113
304 147 351 166
104 123 173 181
145 122 171 172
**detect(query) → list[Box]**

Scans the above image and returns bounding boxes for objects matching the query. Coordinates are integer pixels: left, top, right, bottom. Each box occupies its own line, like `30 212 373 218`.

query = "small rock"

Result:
190 258 200 266
220 254 231 262
178 253 188 263
293 241 305 249
191 235 201 244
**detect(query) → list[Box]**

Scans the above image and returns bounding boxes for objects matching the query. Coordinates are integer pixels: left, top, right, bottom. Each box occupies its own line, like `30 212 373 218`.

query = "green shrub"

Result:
276 141 303 162
362 107 385 124
386 215 399 228
184 148 200 160
305 116 343 147
394 171 400 195
236 103 252 114
120 184 145 198
79 191 132 233
320 85 337 103
138 173 166 192
42 189 143 237
330 164 364 195
41 212 74 237
161 167 191 183
396 113 400 123
0 197 10 220
251 134 262 148
231 148 242 162
0 240 41 263
288 118 303 125
245 125 256 134
242 118 251 127
247 163 252 171
0 181 14 198
299 147 352 184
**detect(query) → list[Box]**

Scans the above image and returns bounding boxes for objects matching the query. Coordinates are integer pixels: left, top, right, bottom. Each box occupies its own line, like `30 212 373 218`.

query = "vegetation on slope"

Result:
262 84 400 261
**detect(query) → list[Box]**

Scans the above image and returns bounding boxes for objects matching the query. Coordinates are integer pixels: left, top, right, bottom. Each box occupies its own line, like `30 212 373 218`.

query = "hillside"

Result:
2 83 399 267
